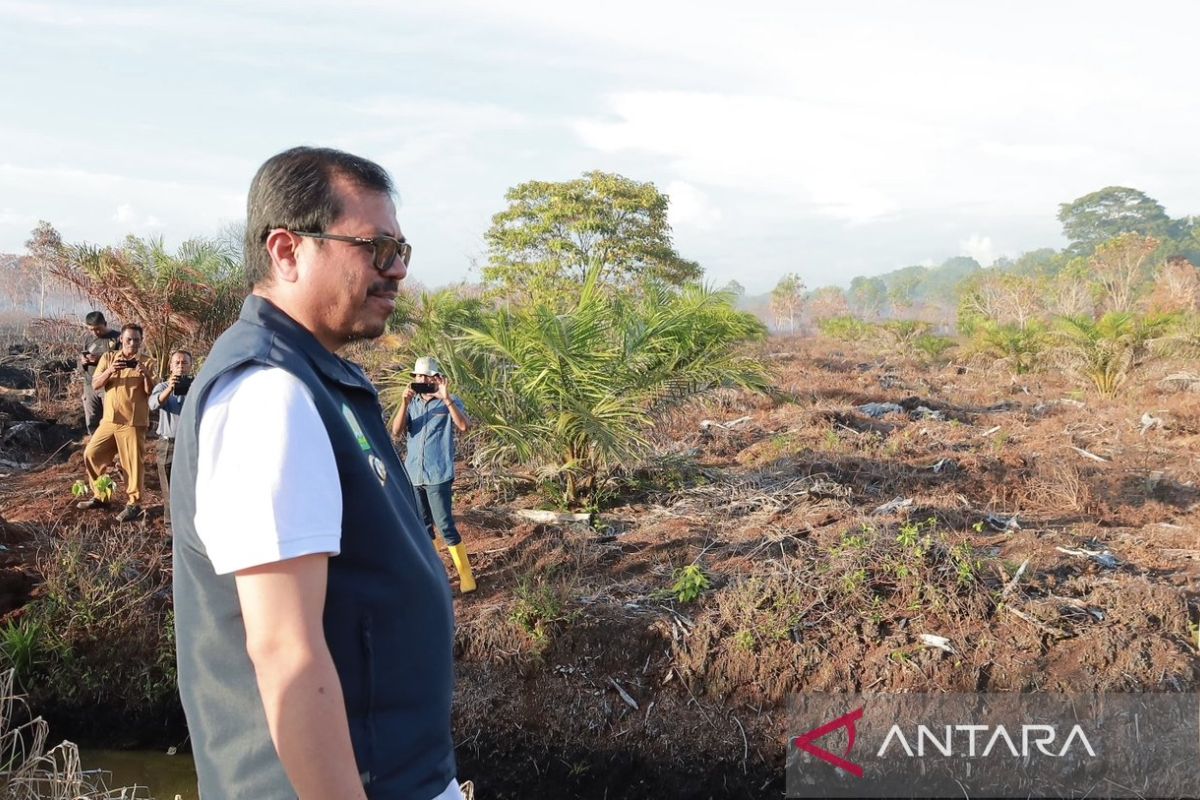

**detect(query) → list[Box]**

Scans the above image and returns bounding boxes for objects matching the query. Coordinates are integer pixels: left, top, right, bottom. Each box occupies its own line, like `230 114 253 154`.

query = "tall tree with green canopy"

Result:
848 276 888 319
1057 187 1171 256
887 269 925 314
1007 247 1068 277
721 279 746 299
483 171 701 304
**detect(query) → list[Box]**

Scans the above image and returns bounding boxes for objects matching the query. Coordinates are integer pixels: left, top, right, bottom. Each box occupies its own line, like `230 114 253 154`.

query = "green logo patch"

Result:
341 404 372 452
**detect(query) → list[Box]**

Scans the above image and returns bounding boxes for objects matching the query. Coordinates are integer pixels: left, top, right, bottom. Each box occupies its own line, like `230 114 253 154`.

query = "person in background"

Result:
79 311 120 436
171 146 462 799
78 322 153 522
148 349 194 526
391 356 475 593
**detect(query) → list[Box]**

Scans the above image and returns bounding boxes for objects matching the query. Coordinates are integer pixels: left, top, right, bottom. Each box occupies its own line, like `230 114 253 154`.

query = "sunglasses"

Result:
289 231 412 272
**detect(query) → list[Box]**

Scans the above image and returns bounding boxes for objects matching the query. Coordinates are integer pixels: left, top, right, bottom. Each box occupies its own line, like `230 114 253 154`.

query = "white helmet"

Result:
410 356 443 376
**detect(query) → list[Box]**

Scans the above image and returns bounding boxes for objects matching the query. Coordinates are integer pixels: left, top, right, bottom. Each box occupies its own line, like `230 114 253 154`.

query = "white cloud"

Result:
112 203 163 229
0 1 164 28
574 91 949 223
4 0 1199 289
0 164 238 248
960 234 998 267
665 181 721 230
0 208 36 227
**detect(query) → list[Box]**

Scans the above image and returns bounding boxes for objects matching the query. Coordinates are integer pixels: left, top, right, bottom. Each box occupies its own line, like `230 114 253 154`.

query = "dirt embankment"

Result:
2 336 1199 798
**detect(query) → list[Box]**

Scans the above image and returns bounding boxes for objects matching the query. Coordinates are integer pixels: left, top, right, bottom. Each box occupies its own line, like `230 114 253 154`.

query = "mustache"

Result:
369 281 400 295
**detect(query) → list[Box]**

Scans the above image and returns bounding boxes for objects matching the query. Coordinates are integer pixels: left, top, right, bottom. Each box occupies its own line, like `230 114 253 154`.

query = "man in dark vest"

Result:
171 147 462 799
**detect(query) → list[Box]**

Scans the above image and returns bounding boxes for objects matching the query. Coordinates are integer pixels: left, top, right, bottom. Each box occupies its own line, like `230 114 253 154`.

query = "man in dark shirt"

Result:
79 311 120 436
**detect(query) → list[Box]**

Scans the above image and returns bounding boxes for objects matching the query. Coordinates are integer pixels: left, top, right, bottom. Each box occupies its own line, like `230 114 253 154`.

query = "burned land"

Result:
1 334 1198 799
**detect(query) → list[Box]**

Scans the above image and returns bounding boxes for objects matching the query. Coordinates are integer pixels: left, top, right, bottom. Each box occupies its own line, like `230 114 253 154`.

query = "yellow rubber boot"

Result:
447 543 477 594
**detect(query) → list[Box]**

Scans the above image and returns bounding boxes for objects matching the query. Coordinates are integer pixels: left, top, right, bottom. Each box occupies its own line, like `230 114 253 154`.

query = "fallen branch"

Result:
1003 605 1070 638
1160 549 1200 560
1070 446 1108 463
1055 545 1119 568
608 678 639 711
699 415 753 432
999 559 1029 602
512 509 592 524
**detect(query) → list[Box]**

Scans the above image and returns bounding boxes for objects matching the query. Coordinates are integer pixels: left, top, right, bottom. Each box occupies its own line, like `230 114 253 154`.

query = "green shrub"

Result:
913 334 955 363
971 321 1046 375
817 315 873 342
670 564 711 603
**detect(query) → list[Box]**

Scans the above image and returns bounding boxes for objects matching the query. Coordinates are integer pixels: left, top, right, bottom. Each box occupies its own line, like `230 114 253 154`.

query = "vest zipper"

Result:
360 614 378 781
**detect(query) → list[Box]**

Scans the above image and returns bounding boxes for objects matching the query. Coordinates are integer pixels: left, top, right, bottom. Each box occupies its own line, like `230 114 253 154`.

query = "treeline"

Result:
769 186 1200 330
797 187 1200 398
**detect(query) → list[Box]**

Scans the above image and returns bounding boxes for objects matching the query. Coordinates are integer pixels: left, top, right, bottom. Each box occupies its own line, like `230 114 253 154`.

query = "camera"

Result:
174 375 194 397
115 357 137 370
410 382 437 394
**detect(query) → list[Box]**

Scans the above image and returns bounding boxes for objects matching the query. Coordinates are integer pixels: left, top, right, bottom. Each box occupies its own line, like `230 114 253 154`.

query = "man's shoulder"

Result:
209 364 309 402
204 320 322 385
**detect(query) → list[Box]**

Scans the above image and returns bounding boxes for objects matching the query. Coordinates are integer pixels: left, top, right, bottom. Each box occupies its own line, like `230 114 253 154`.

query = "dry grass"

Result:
0 669 148 799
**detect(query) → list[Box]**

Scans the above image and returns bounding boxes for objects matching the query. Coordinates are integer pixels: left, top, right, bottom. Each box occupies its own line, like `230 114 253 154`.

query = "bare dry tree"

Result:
1090 233 1159 314
1145 255 1200 314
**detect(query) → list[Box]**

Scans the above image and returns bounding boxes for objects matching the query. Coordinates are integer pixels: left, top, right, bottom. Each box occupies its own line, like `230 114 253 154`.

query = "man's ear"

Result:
264 230 301 283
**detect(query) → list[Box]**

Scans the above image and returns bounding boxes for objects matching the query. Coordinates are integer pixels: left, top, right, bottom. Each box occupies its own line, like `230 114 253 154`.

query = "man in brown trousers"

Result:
78 322 154 522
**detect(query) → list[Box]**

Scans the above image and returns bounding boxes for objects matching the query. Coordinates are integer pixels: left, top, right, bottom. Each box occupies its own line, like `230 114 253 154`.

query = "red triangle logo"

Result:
792 707 864 778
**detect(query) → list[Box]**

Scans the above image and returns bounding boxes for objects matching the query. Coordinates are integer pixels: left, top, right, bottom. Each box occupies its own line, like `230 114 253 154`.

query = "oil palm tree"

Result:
408 267 769 507
971 321 1046 376
1054 312 1173 397
29 223 245 377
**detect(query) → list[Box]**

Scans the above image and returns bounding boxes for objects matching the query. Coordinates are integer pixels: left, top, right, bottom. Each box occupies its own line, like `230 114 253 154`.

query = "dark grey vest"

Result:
171 295 456 799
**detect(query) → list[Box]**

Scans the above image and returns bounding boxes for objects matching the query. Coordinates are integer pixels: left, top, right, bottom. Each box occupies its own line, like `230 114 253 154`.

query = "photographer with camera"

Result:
391 356 475 593
79 311 120 437
78 322 154 522
149 349 194 526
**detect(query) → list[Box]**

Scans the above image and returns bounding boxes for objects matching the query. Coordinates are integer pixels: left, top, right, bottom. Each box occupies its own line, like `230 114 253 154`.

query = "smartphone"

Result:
410 382 437 394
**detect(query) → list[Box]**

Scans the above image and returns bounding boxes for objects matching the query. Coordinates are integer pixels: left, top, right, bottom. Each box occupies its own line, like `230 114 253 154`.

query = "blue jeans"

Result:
414 481 461 546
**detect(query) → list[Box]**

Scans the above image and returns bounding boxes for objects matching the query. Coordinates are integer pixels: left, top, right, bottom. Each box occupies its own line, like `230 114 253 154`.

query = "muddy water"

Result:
77 749 197 800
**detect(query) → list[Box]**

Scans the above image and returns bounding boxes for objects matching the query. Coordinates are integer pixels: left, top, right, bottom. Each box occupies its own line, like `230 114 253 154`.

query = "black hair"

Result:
244 146 394 287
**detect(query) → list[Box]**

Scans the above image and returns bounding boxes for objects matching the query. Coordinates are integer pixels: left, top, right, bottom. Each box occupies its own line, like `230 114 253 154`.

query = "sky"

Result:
2 0 1198 295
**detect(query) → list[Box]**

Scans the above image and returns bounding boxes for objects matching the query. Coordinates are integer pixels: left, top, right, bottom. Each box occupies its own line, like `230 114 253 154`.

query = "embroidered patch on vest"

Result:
341 404 372 451
369 454 388 485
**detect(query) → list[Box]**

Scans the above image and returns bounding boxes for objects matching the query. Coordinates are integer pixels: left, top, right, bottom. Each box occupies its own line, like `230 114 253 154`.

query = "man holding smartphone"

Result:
392 356 475 593
78 322 154 521
79 311 120 437
149 349 194 526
